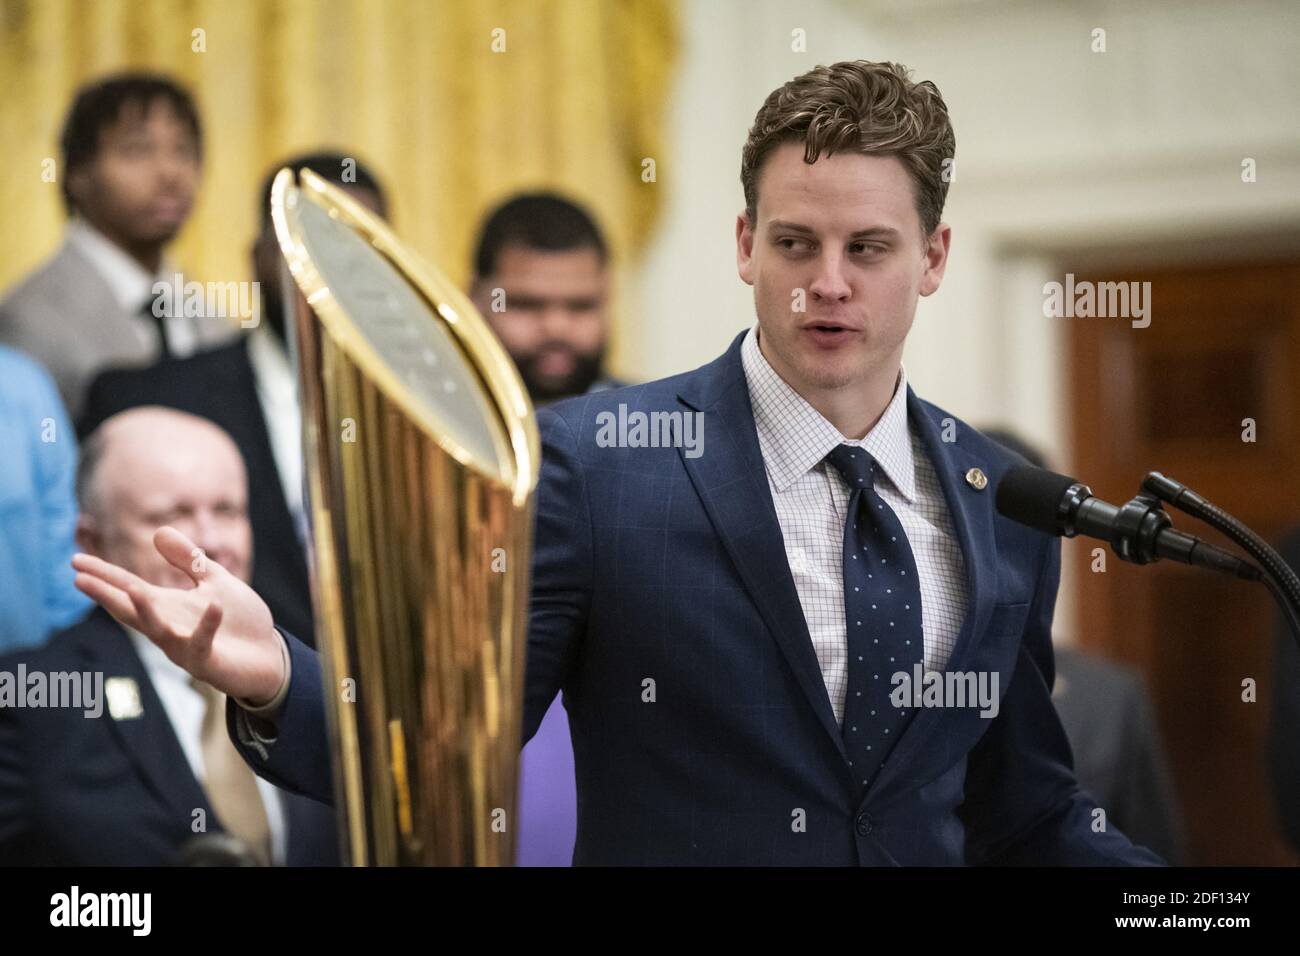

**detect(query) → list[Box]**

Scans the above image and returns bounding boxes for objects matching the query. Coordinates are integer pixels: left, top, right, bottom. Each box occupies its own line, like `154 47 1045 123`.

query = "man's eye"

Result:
777 237 809 252
850 243 887 256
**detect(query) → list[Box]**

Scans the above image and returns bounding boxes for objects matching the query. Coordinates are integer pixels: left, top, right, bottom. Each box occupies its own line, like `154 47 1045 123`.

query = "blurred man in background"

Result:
470 193 624 404
0 407 336 866
79 153 388 646
0 73 234 420
0 345 89 652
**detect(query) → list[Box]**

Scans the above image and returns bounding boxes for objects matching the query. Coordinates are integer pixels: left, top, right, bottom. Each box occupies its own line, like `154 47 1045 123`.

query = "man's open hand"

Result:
72 526 286 705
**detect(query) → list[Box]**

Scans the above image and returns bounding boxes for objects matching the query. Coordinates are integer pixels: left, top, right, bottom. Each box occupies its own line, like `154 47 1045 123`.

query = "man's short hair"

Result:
472 193 608 279
740 60 955 237
257 151 388 228
59 72 202 215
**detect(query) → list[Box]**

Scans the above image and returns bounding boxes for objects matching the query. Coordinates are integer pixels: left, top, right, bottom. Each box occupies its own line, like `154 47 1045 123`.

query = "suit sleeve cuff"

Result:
235 629 292 716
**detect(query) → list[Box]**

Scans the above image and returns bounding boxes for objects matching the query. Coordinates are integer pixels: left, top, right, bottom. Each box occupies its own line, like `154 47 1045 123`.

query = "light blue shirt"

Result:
0 346 90 651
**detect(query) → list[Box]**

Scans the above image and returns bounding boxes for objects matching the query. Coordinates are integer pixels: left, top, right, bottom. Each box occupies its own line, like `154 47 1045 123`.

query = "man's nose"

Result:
189 511 227 564
155 148 191 187
540 305 573 338
808 251 852 303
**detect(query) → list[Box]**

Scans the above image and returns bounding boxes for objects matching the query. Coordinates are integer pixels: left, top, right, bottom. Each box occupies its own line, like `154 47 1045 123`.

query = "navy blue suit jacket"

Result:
0 608 337 866
231 331 1163 865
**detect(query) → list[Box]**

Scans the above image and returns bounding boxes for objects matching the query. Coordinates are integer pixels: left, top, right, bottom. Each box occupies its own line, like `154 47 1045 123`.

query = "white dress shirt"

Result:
126 628 288 864
65 219 199 356
740 325 969 724
246 326 305 540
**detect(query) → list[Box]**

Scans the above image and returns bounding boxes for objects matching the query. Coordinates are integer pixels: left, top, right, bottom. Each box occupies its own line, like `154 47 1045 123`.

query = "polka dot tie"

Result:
824 444 923 795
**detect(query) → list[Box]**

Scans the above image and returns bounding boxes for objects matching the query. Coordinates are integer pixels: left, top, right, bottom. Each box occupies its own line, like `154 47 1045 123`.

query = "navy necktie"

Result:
824 444 923 794
138 295 170 355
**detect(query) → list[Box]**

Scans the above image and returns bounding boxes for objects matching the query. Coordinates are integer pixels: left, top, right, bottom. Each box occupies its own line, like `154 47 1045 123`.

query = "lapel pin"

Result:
965 467 988 491
105 677 144 721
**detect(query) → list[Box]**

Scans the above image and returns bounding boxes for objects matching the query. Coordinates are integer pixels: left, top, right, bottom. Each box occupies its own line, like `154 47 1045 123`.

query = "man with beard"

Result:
470 194 624 404
0 73 234 421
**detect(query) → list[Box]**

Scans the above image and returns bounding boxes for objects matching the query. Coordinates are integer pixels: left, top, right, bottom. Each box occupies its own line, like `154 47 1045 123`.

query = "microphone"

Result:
995 465 1260 580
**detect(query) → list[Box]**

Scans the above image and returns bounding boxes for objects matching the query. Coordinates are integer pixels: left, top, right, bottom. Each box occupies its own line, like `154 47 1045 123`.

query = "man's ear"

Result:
918 223 952 298
75 513 101 556
736 211 756 287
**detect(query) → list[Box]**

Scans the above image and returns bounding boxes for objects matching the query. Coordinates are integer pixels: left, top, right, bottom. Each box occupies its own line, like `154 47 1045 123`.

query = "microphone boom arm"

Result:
1142 472 1300 649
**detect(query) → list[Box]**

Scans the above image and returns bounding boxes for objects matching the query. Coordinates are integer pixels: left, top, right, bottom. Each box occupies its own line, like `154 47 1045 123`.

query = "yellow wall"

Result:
0 0 678 374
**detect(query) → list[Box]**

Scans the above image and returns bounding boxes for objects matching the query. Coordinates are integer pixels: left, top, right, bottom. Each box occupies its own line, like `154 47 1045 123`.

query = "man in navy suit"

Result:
0 407 336 865
73 60 1162 865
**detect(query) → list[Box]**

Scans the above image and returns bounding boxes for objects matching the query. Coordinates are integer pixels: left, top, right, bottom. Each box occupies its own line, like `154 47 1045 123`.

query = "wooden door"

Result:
1067 257 1300 865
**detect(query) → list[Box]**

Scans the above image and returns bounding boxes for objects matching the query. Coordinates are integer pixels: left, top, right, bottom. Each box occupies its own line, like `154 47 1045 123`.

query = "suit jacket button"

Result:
855 813 872 836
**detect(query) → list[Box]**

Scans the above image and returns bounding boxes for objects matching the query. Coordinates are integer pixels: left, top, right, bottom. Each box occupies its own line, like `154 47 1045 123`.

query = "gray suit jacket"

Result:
0 239 235 419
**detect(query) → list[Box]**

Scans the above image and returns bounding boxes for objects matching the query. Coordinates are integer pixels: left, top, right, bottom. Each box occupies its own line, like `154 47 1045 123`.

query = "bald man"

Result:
0 407 336 866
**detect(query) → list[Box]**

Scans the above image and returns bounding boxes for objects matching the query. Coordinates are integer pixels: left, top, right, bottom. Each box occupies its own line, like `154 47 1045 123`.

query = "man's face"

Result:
736 143 949 397
252 183 385 342
78 413 252 590
69 99 201 249
473 245 609 402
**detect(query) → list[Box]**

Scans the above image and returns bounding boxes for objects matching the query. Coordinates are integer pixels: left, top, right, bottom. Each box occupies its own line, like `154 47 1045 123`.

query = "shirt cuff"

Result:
235 630 292 716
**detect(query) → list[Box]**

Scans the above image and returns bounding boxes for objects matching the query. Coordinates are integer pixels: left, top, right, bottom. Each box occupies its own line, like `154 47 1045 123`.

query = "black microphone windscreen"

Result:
995 464 1080 536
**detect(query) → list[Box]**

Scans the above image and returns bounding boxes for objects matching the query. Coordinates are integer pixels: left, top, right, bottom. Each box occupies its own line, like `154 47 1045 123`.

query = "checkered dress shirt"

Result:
740 326 969 724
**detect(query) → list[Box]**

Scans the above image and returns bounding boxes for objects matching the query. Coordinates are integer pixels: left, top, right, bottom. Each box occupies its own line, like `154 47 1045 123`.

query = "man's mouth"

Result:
535 347 576 377
150 197 188 221
802 321 860 344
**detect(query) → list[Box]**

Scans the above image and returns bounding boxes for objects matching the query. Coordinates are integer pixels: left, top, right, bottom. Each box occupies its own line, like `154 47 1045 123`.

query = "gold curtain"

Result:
0 0 678 373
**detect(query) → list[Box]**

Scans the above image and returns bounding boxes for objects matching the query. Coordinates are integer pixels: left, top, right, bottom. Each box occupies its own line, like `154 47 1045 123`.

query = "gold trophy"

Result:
269 168 539 865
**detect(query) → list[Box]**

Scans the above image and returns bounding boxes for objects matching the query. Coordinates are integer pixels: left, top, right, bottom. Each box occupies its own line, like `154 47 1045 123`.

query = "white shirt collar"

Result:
246 325 296 402
65 218 170 313
741 324 917 502
126 626 198 693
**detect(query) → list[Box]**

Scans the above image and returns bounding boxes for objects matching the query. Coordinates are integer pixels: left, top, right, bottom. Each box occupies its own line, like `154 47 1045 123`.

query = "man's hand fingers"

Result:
127 583 185 655
73 573 142 631
154 526 216 586
72 553 150 595
189 600 223 660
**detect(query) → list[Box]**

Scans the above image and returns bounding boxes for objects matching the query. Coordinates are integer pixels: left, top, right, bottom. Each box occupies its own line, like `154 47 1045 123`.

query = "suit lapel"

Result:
58 241 153 354
674 337 1004 794
864 391 997 799
77 610 214 828
676 333 850 765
